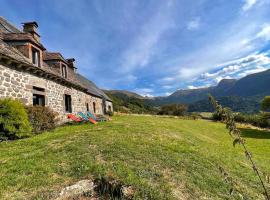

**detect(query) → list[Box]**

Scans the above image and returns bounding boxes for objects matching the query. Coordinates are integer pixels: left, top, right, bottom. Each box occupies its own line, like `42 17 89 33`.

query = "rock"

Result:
122 186 135 199
56 180 95 200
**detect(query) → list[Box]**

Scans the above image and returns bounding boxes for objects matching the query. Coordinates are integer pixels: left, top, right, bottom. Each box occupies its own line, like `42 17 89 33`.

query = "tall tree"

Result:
261 96 270 111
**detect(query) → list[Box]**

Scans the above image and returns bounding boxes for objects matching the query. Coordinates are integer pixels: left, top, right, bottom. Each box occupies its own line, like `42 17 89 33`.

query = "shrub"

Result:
261 96 270 111
158 104 188 116
234 112 270 128
26 105 58 133
0 98 32 140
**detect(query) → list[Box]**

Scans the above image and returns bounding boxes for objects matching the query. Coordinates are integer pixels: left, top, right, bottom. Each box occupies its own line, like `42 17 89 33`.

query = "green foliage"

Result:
188 96 260 113
105 92 158 114
261 96 270 111
26 105 58 133
0 98 32 140
158 104 188 116
234 113 270 128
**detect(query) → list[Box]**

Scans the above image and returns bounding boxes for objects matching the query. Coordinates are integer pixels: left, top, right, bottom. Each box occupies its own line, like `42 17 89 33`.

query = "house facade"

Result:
0 17 113 121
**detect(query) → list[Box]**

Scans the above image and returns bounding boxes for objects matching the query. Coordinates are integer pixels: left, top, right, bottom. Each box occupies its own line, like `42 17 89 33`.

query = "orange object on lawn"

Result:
67 114 83 122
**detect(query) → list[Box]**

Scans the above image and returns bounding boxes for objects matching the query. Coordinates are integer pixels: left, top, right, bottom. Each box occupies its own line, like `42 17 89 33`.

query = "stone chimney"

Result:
22 21 40 42
66 58 77 72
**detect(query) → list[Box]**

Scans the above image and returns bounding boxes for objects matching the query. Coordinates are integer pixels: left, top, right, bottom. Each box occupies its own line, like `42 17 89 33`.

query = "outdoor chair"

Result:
86 111 107 122
78 112 97 124
67 114 84 122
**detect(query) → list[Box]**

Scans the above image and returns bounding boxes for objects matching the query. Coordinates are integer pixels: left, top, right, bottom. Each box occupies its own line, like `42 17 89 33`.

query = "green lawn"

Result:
0 115 270 199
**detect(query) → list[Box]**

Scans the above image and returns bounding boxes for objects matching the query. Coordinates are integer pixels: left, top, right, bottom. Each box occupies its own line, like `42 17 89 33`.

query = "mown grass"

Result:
0 115 270 199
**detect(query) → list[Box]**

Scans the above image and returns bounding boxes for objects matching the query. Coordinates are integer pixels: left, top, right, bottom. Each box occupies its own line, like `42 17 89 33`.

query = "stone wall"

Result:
105 101 113 113
0 63 104 122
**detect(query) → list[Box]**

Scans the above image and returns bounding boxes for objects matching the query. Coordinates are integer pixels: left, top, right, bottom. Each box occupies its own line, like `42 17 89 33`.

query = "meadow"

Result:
0 115 270 199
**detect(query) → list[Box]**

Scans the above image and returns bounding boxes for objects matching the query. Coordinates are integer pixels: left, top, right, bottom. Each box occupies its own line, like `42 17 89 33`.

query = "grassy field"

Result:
0 115 270 199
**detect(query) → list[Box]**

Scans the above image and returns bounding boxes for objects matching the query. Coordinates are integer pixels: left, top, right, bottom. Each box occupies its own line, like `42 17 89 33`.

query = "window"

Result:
108 105 112 112
33 86 45 92
93 102 96 113
61 64 68 78
32 47 40 67
86 103 89 111
33 94 45 106
64 94 72 113
33 86 45 106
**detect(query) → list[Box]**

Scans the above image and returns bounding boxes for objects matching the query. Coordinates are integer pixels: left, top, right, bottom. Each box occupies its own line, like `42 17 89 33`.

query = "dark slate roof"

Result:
76 74 112 101
2 32 46 50
43 51 67 62
0 17 111 102
0 16 21 33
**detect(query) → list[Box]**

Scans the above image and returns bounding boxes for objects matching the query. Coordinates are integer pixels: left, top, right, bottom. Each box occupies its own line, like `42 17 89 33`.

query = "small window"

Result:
33 94 45 106
108 105 112 112
61 64 68 78
86 103 89 111
93 102 96 113
32 47 40 67
64 94 72 113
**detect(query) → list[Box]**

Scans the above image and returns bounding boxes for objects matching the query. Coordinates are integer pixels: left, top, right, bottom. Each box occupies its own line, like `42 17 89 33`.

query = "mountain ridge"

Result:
105 69 270 112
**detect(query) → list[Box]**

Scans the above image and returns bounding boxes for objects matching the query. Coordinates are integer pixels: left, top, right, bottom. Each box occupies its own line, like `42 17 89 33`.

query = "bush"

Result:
158 104 188 116
26 105 58 133
0 98 32 140
234 112 270 128
261 96 270 111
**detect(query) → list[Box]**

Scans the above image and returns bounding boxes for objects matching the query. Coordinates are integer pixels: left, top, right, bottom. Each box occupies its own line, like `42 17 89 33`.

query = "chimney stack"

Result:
22 21 40 42
66 58 77 72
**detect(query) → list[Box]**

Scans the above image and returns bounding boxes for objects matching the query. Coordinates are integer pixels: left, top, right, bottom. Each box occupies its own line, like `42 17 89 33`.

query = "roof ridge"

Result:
0 16 21 33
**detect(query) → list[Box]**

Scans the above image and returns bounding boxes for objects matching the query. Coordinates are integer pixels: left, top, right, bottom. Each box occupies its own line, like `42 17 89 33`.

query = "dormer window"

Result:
61 63 68 78
32 47 40 67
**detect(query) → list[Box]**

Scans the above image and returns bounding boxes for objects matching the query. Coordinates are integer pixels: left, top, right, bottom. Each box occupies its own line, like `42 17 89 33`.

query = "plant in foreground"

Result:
209 95 269 199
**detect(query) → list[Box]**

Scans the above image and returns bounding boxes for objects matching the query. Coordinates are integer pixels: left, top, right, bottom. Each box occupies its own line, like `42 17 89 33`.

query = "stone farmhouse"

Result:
0 17 113 121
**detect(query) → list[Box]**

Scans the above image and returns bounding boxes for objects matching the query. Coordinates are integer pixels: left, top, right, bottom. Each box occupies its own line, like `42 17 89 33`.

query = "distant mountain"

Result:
151 69 270 106
188 96 260 113
226 69 270 97
150 78 237 105
106 69 270 113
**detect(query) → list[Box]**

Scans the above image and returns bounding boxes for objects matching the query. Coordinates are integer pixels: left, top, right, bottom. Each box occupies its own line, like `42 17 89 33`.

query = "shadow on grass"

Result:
240 128 270 139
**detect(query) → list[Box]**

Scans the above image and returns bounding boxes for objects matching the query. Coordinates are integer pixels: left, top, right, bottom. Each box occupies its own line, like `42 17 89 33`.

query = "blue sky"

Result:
1 0 270 96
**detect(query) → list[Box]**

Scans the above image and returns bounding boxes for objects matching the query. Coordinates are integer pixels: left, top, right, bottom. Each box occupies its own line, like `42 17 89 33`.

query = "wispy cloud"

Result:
198 52 270 85
256 24 270 40
187 17 200 30
133 88 154 97
242 0 258 11
119 4 175 73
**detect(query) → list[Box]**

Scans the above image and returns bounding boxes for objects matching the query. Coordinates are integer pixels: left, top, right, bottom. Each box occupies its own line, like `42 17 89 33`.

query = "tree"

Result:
261 96 270 111
159 104 188 116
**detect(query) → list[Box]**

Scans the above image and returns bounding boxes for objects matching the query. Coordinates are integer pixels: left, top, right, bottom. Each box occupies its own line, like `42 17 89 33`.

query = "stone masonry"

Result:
0 63 103 121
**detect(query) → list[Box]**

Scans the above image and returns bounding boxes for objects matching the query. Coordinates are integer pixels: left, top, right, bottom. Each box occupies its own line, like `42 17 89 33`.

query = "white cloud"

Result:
164 92 173 96
133 88 154 96
199 52 270 85
187 17 200 30
237 66 267 77
120 8 174 73
256 24 270 41
187 85 199 89
242 0 258 11
162 85 174 89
